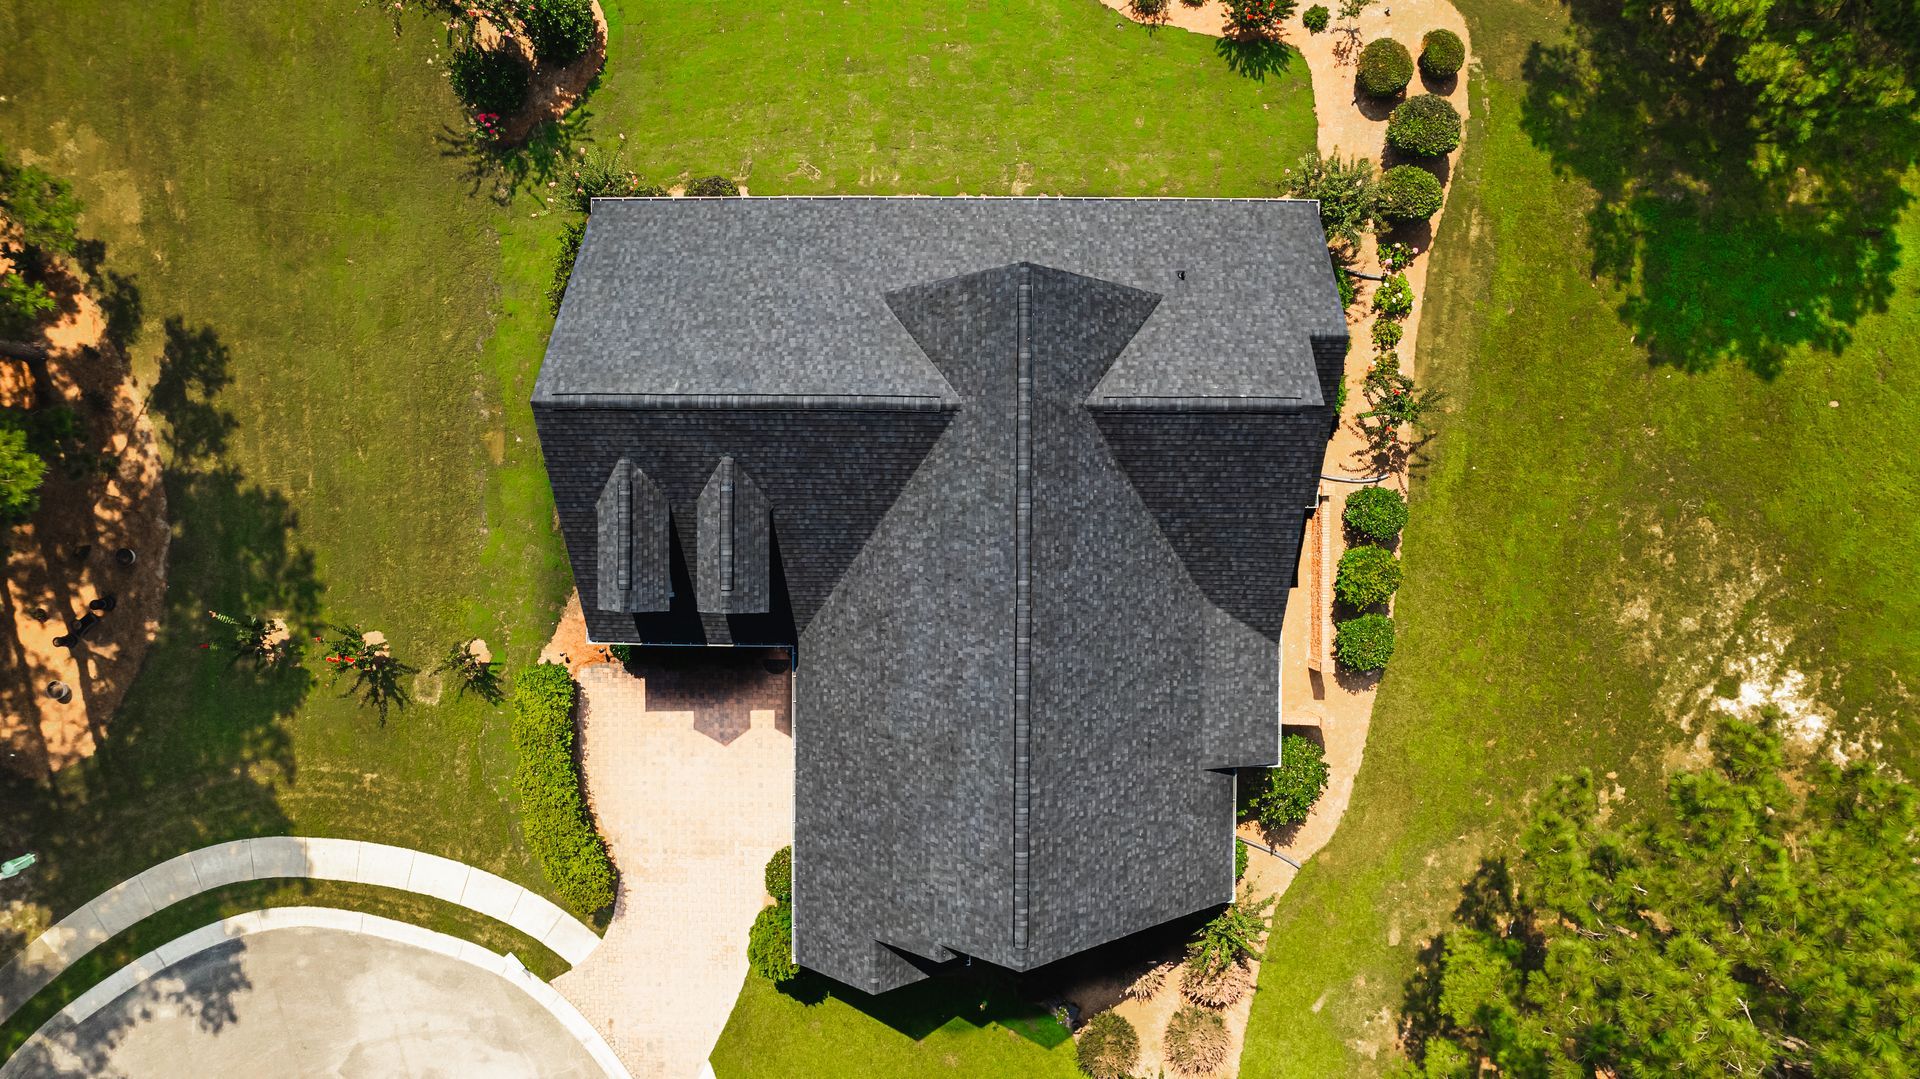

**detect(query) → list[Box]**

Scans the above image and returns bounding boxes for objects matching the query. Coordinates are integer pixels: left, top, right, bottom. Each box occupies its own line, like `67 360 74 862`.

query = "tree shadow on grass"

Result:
1216 36 1297 81
0 310 317 994
1517 0 1910 377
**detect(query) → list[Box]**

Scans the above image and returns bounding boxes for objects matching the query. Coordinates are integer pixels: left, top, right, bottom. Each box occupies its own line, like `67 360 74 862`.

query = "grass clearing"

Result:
1240 0 1919 1073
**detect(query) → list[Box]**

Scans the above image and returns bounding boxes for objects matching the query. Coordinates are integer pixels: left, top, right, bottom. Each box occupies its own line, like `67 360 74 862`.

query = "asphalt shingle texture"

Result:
535 198 1345 993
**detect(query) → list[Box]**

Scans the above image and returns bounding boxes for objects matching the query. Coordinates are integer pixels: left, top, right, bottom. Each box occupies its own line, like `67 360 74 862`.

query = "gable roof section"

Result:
696 455 771 614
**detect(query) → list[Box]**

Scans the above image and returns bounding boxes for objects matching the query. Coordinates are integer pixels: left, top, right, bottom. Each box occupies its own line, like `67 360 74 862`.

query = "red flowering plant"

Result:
472 112 503 143
1356 360 1444 454
322 624 416 719
1223 0 1299 38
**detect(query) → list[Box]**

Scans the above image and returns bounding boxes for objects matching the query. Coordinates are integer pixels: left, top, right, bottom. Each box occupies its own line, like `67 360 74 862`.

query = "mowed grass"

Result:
0 0 572 955
587 0 1317 195
0 0 1318 1071
1240 0 1920 1073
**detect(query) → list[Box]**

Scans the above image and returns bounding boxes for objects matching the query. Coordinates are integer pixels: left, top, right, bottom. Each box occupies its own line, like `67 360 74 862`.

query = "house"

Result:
533 197 1347 993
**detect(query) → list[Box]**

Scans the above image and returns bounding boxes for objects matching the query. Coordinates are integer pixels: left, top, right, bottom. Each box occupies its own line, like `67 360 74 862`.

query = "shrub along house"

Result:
534 197 1347 993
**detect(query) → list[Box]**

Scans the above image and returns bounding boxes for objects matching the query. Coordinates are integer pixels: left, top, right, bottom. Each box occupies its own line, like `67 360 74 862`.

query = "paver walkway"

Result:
553 658 795 1079
0 837 601 1025
5 918 618 1079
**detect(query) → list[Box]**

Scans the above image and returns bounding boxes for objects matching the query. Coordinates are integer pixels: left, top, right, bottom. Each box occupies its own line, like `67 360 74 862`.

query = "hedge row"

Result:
511 662 616 917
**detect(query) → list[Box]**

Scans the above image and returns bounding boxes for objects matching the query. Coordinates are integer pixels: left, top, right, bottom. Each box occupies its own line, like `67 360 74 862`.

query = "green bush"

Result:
747 902 798 982
1165 1006 1230 1074
1235 840 1249 881
1302 4 1330 31
547 217 586 316
1377 164 1445 222
1371 318 1403 350
449 45 531 116
1131 0 1170 16
1344 485 1408 541
1335 544 1403 608
765 845 792 903
1076 1010 1140 1079
1420 28 1465 77
686 175 740 197
1379 241 1415 272
1387 94 1463 157
1357 38 1414 97
1337 268 1358 310
0 424 47 523
1285 150 1378 250
608 643 635 664
511 663 617 916
1250 733 1330 831
1335 613 1396 672
1373 273 1414 319
522 0 597 66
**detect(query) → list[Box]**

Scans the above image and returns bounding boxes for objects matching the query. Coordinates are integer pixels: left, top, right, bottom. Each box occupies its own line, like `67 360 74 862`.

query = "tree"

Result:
323 624 415 718
0 424 46 522
207 610 292 667
434 638 502 703
1222 0 1299 38
0 144 82 339
1402 718 1920 1077
1284 150 1378 251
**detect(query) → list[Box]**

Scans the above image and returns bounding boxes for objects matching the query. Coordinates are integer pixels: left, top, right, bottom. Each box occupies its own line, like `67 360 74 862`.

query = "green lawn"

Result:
1240 0 1920 1073
0 0 1317 1070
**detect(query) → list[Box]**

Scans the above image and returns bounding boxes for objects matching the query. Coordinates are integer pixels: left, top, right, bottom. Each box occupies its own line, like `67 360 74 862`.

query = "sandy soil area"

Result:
1 262 169 781
473 0 609 146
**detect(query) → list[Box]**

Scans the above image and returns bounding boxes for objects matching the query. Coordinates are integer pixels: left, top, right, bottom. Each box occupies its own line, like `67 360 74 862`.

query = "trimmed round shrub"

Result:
449 45 531 116
1344 485 1408 541
1377 164 1445 221
1387 94 1463 157
1165 1006 1230 1074
1373 273 1414 319
1335 544 1403 608
1335 613 1396 672
1356 38 1414 97
687 175 741 197
765 845 793 903
1075 1010 1139 1079
523 0 597 66
1302 3 1330 31
1250 732 1329 831
1371 318 1403 350
1420 28 1466 77
748 903 798 982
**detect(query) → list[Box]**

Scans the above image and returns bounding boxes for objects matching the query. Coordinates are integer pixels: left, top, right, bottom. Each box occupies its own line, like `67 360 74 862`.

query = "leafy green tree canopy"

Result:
1401 717 1920 1077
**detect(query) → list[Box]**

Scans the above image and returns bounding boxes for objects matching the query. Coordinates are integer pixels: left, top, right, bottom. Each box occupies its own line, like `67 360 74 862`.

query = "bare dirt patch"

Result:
1 259 169 781
473 0 609 146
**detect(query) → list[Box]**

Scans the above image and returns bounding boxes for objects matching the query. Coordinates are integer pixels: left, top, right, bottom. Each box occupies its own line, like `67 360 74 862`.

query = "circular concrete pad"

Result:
5 927 604 1078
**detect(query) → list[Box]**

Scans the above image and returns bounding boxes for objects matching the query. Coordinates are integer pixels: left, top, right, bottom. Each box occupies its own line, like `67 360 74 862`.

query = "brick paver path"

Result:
554 659 795 1079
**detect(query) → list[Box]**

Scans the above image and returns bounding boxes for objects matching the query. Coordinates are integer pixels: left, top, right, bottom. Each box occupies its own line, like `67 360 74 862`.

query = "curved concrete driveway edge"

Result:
0 837 601 1023
8 907 631 1079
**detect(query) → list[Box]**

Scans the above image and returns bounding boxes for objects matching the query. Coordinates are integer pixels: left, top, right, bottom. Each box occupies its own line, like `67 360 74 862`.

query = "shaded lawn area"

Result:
1240 0 1919 1073
1 0 1319 1073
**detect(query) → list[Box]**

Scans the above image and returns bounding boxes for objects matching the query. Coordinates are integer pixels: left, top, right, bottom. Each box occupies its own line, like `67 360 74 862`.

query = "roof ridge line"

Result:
1086 394 1311 412
540 392 957 411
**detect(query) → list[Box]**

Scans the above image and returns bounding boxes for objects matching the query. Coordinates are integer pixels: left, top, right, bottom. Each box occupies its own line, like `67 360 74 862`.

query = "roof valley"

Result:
1012 263 1034 958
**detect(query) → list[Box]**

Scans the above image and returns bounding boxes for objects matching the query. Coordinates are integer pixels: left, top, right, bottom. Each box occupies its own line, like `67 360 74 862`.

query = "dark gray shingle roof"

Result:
534 197 1345 994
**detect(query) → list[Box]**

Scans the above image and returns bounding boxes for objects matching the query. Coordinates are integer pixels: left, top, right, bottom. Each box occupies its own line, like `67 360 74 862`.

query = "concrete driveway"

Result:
554 653 795 1079
2 927 603 1079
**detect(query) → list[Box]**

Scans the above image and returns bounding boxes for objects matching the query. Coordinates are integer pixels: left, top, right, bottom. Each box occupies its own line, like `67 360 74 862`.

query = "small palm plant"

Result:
1185 893 1275 980
207 609 292 667
324 624 414 719
435 639 502 703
